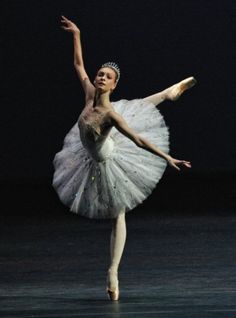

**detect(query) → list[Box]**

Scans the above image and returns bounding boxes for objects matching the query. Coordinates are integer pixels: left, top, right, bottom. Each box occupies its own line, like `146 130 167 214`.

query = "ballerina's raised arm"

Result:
61 15 95 103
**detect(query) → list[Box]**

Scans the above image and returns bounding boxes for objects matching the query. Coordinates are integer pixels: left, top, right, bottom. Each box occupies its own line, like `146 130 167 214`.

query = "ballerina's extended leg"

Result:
165 76 197 101
143 76 196 106
107 211 126 301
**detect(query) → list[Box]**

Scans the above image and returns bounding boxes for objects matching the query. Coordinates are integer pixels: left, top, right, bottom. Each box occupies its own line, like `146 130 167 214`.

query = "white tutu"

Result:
52 99 169 219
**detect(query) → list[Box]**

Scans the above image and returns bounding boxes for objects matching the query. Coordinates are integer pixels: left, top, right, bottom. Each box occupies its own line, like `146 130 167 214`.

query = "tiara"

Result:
101 62 120 81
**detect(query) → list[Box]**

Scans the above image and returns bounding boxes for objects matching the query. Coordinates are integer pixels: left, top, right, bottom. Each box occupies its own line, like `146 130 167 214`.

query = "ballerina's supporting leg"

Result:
143 76 196 106
107 210 126 300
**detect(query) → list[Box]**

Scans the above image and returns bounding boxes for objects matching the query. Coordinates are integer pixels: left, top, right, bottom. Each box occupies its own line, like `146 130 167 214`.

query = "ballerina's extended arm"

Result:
108 111 191 171
61 15 95 102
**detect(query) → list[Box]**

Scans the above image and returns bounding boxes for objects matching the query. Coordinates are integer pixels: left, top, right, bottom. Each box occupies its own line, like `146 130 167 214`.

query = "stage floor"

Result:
1 212 236 317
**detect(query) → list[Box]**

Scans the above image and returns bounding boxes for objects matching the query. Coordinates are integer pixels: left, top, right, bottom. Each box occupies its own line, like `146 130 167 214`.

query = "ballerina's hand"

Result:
61 15 80 34
167 156 191 171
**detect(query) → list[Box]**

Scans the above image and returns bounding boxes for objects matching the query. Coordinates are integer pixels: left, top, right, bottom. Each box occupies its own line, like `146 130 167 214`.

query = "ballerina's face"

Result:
94 67 118 93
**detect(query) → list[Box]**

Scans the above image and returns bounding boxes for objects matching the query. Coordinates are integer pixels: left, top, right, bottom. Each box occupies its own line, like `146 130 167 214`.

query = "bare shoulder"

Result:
107 106 123 118
106 109 127 129
106 109 121 122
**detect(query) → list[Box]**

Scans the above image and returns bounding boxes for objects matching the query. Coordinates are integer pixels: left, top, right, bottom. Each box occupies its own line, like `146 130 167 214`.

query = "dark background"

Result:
2 0 236 218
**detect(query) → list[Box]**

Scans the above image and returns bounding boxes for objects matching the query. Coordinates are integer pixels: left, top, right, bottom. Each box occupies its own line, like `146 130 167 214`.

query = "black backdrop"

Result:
2 0 236 217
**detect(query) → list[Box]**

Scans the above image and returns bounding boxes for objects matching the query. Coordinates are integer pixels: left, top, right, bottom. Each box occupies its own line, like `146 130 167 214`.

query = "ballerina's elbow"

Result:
74 61 83 69
134 136 145 148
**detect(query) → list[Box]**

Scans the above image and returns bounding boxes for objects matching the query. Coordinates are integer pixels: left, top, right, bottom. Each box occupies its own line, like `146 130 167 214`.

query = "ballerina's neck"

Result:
94 90 111 107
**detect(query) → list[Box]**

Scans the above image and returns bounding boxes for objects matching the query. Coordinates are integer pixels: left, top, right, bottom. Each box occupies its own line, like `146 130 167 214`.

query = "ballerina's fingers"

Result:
61 20 73 31
61 26 70 31
179 161 192 169
174 164 181 171
61 20 70 26
171 159 192 171
169 161 181 171
184 162 192 168
61 15 70 22
61 16 71 25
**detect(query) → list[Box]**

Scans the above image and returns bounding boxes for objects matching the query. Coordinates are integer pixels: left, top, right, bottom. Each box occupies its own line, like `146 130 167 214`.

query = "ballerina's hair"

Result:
101 62 120 82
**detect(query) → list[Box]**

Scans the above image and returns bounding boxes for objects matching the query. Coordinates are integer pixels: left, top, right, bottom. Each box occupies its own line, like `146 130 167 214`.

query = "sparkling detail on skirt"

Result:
52 99 169 219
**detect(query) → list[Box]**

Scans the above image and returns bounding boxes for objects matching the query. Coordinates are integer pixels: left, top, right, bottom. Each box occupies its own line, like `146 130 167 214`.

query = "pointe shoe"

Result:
169 76 197 101
106 284 119 301
106 269 119 301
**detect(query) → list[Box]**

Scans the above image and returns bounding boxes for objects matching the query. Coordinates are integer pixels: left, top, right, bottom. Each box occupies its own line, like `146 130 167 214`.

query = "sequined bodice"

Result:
78 104 114 162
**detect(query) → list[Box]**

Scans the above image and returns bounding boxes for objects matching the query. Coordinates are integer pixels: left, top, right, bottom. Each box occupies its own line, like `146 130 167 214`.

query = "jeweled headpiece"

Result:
101 62 120 81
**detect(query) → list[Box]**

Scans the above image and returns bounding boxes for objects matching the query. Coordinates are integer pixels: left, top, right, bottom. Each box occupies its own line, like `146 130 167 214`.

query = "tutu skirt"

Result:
53 99 169 218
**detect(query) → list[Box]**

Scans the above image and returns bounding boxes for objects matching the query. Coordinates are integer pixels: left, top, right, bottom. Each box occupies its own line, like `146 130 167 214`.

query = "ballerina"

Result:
53 15 196 301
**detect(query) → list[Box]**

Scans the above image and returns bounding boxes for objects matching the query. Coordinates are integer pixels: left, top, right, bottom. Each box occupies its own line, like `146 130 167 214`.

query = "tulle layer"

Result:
53 99 169 218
